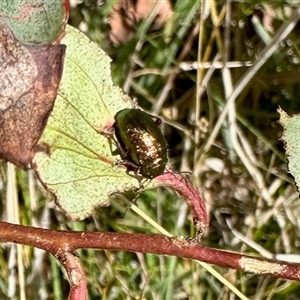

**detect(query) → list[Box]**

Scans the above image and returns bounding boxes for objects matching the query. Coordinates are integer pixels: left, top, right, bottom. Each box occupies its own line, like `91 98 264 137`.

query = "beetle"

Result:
113 108 169 179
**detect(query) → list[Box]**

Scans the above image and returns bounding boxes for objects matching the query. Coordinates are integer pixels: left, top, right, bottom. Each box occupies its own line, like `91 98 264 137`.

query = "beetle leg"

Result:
114 159 143 178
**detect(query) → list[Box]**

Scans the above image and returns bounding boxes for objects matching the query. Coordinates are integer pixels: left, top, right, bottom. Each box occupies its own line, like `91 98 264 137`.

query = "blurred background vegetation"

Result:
2 0 300 299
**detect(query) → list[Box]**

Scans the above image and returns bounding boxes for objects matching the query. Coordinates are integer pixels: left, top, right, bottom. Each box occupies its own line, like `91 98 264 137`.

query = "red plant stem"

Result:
155 169 209 239
1 221 300 282
57 251 87 300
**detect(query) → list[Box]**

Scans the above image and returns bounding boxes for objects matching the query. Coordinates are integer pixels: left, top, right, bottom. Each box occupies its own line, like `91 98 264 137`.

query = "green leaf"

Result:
0 0 67 45
278 107 300 193
34 25 142 220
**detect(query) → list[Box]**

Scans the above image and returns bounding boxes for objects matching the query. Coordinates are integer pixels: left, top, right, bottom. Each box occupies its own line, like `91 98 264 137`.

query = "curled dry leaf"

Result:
0 25 65 168
109 0 173 44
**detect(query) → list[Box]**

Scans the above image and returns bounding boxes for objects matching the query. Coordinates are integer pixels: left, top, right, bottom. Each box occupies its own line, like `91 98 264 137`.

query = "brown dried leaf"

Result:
0 25 65 168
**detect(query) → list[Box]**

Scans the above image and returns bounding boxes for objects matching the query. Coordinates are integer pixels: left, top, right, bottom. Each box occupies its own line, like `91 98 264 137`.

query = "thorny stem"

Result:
1 221 300 285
